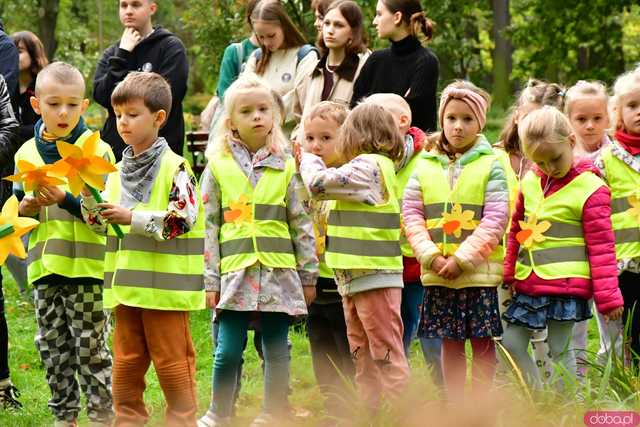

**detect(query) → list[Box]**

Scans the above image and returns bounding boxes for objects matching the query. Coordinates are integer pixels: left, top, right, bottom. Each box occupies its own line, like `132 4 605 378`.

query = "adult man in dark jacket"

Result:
0 19 19 110
93 0 188 160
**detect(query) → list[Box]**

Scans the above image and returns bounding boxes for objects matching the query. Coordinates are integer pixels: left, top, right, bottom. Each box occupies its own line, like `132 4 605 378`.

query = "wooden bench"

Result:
186 131 209 178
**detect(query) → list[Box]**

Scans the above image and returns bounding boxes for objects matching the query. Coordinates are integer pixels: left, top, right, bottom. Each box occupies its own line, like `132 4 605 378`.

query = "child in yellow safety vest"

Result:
402 80 508 399
198 73 318 426
493 79 566 384
297 101 354 417
502 106 623 388
13 62 114 426
300 102 409 409
594 67 640 368
565 80 622 376
81 72 205 426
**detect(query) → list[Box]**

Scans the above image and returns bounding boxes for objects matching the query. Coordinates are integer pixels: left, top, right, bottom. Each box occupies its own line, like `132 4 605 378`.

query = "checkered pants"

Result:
34 284 113 423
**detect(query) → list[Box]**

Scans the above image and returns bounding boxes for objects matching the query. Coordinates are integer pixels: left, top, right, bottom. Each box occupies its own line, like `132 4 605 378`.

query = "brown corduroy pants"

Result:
112 305 197 427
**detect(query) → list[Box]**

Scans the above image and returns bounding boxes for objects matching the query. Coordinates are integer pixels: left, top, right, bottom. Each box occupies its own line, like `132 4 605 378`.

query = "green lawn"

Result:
0 268 638 426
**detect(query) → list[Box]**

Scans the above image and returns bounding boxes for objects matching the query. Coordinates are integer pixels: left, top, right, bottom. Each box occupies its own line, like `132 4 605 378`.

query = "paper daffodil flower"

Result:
516 214 551 249
0 196 39 265
3 160 66 192
224 194 252 224
441 203 476 238
48 131 117 196
626 195 640 223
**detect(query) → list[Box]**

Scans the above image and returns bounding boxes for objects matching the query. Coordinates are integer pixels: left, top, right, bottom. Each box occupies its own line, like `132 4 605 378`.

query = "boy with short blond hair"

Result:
82 71 204 427
13 61 114 427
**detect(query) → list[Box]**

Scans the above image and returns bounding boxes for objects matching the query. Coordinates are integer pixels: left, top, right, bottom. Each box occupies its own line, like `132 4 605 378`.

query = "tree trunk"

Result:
38 0 60 60
491 0 512 108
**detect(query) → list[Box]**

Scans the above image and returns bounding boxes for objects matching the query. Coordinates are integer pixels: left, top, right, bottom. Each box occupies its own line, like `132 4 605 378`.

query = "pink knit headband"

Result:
438 87 488 130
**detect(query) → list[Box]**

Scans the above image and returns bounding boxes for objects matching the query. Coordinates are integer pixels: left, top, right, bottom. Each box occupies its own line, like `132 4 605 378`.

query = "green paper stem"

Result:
0 223 14 239
88 186 124 239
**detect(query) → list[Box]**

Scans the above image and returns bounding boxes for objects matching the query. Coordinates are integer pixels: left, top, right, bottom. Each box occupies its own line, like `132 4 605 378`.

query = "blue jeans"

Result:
401 281 442 385
212 310 290 417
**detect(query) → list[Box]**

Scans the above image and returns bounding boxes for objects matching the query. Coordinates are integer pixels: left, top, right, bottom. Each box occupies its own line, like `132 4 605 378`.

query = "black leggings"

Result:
0 268 9 380
620 271 640 366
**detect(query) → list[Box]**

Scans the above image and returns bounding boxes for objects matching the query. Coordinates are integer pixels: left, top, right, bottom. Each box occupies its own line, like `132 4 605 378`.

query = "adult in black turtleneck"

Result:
350 0 439 132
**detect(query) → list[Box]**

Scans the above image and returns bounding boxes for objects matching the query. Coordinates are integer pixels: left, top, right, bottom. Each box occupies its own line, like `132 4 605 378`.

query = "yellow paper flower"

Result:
3 160 66 192
516 214 551 249
48 131 117 196
626 195 640 223
441 203 476 238
0 196 39 265
224 194 252 224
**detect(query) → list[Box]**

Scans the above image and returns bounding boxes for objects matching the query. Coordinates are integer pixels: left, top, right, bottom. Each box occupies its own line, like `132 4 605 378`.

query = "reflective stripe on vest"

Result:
15 132 114 282
209 154 296 273
397 154 421 257
602 145 640 260
514 171 603 280
416 153 503 260
103 148 205 311
325 154 402 270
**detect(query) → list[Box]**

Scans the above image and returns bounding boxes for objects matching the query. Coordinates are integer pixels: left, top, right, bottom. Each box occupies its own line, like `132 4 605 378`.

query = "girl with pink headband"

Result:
402 80 509 398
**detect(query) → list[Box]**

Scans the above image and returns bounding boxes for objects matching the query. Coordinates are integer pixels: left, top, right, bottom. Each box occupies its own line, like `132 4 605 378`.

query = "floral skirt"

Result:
418 286 503 340
502 293 592 330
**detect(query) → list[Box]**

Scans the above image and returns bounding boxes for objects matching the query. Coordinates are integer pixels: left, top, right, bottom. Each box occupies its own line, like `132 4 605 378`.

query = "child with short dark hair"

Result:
13 61 114 427
82 71 205 427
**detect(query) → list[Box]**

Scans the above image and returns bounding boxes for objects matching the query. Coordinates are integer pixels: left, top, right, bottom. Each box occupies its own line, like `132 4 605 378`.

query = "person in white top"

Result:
244 0 318 133
293 0 370 141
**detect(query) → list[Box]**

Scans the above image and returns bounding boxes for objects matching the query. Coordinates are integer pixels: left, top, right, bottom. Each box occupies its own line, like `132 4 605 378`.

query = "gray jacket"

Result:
0 75 19 205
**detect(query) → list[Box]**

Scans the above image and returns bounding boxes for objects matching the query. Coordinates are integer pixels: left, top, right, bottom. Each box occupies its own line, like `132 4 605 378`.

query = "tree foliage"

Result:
1 0 640 105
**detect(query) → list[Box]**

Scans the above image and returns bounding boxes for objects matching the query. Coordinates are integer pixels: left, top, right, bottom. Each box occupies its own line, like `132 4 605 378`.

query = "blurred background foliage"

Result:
1 0 639 113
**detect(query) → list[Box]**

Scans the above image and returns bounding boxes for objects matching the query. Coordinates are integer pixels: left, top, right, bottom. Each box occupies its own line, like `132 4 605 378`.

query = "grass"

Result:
1 267 638 426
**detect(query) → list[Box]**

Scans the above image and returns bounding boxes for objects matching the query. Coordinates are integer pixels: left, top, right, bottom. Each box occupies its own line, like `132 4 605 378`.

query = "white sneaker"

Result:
197 409 230 427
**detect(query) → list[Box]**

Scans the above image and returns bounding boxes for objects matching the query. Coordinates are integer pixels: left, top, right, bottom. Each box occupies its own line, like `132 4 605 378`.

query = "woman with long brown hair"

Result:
11 31 48 143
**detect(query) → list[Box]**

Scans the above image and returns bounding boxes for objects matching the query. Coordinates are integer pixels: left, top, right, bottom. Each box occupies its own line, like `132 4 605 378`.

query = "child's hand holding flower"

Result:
35 185 65 207
97 203 132 225
19 195 40 217
430 255 447 274
438 256 463 280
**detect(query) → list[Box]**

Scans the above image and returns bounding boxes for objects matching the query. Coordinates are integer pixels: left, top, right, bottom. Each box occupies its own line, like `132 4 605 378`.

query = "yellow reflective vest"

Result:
325 154 402 270
103 149 205 311
416 152 503 260
515 170 604 280
397 153 421 257
14 131 114 283
208 153 297 273
601 144 640 260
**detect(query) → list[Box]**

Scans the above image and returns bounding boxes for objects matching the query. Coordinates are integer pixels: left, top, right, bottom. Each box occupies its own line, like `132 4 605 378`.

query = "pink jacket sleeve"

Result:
503 191 525 284
402 172 442 268
583 186 624 314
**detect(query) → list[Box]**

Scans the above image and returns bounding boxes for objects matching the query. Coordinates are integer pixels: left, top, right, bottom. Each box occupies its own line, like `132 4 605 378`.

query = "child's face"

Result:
119 0 156 30
303 116 341 167
524 140 574 179
253 20 285 52
114 98 165 152
229 89 274 147
323 8 353 50
568 97 609 150
442 99 481 154
620 89 640 135
17 42 31 73
30 78 88 138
